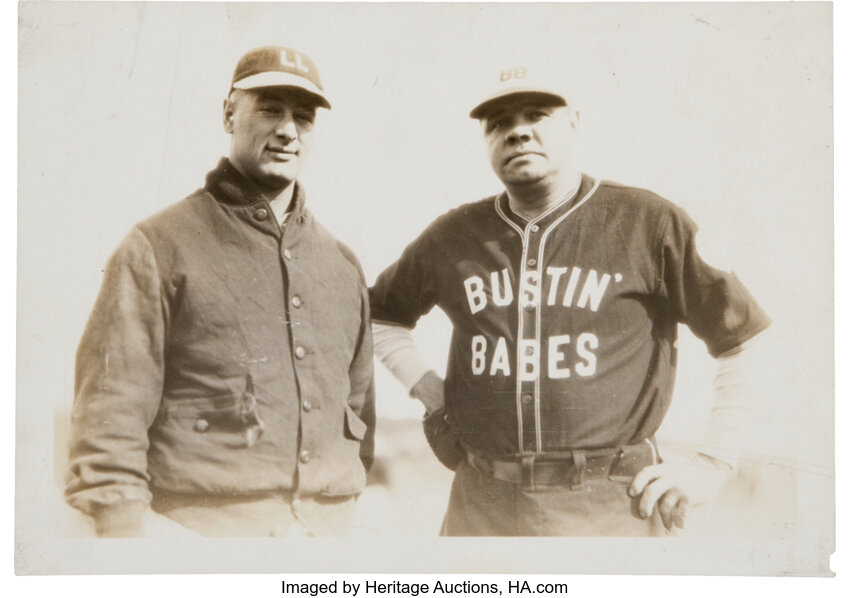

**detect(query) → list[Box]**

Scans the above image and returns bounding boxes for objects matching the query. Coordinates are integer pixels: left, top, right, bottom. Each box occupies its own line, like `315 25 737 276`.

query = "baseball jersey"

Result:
369 174 770 458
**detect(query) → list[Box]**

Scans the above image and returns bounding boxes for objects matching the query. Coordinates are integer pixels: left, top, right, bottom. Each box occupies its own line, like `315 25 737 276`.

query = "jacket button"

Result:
253 208 269 221
283 249 292 260
527 258 537 267
294 346 306 359
299 450 311 463
291 296 302 308
522 394 533 405
193 418 209 433
302 401 312 412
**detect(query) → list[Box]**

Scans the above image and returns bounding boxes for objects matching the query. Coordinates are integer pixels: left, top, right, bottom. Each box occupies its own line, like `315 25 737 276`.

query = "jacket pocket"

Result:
343 404 368 441
161 375 265 448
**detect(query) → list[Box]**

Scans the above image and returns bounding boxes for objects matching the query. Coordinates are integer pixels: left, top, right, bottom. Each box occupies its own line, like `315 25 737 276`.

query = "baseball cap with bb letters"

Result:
469 66 567 119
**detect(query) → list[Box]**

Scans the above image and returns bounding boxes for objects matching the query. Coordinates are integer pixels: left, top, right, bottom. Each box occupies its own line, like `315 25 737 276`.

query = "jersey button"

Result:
283 249 292 260
530 224 540 233
302 400 312 412
523 303 535 312
521 394 533 405
527 258 537 267
294 346 306 359
253 208 269 221
193 418 209 433
299 450 311 464
524 345 534 356
291 295 302 308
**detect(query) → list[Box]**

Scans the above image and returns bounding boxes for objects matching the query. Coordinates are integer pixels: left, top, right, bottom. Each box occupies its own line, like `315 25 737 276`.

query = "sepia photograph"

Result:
15 0 835 581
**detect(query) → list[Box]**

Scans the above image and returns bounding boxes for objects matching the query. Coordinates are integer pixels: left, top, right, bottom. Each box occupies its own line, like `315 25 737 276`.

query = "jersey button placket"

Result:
520 225 543 454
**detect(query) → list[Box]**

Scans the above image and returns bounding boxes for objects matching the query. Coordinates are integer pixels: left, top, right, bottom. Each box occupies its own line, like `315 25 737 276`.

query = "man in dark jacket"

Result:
66 46 375 537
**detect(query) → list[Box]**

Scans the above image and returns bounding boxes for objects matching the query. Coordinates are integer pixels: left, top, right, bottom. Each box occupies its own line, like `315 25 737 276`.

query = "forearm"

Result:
371 321 433 393
701 327 772 468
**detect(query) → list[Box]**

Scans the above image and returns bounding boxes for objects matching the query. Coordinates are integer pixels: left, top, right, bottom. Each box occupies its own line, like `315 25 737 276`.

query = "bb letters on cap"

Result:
280 49 309 73
500 67 527 82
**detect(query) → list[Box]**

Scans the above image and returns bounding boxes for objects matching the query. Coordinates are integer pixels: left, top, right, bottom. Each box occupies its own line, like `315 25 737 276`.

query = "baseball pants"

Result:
441 451 667 537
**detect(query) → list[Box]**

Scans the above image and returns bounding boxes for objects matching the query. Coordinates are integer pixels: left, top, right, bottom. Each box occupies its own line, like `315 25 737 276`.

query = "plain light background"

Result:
14 0 836 581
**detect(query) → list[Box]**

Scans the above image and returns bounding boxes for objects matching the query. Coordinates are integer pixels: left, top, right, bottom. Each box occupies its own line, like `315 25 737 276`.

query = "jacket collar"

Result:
204 157 306 217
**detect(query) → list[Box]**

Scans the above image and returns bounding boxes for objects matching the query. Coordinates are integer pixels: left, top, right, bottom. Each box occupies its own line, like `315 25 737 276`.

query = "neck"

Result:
263 183 295 207
506 169 581 220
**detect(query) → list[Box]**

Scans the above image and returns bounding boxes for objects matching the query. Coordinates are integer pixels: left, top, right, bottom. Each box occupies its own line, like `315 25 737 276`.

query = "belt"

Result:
465 439 659 490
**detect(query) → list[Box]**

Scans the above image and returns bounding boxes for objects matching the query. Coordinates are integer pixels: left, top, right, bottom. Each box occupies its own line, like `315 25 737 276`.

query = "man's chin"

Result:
499 170 548 187
255 170 298 191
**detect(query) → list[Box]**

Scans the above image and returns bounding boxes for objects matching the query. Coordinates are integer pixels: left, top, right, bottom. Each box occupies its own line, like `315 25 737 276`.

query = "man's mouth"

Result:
266 146 298 158
504 151 542 165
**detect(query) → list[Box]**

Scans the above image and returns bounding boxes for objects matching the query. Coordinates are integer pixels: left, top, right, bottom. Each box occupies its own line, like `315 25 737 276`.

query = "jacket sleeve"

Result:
348 278 377 472
333 237 377 473
65 227 167 535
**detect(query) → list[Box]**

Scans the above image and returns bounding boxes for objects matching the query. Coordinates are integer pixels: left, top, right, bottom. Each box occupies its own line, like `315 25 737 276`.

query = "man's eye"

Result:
257 104 282 114
295 112 315 123
488 119 507 132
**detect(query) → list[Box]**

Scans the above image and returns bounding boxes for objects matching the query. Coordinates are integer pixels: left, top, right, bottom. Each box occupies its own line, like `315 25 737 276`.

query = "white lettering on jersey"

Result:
462 264 619 313
520 270 540 307
490 268 513 306
489 337 511 376
548 334 572 379
575 332 599 376
467 333 601 381
519 339 539 381
577 270 612 312
464 276 487 314
545 267 568 305
562 267 582 307
471 335 487 374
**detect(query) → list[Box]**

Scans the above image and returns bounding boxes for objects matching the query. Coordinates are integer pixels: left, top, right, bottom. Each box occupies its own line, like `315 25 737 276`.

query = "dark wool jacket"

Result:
66 158 375 534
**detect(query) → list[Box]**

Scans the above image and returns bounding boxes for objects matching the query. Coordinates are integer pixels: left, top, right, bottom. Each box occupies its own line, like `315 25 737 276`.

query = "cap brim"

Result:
232 71 331 109
469 88 566 119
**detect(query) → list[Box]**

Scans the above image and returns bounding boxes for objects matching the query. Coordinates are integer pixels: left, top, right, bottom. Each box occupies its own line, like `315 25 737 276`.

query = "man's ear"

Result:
223 97 235 134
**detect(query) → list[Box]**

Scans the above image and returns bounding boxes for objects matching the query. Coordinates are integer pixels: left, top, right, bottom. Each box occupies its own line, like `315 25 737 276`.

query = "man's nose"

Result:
275 115 298 141
506 125 532 145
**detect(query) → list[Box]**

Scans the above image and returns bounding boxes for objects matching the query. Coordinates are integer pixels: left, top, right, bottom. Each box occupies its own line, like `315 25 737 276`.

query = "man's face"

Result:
481 97 579 188
223 88 317 192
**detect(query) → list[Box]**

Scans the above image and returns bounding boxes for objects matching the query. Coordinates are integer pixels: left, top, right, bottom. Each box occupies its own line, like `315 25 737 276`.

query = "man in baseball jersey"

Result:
370 66 771 536
65 46 375 537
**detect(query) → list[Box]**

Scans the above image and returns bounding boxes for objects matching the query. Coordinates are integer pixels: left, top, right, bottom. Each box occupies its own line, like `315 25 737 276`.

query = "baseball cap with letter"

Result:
469 66 567 119
231 45 331 109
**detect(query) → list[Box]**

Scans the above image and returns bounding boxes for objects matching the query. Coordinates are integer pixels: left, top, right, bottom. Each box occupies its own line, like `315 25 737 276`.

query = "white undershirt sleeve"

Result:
371 321 434 395
700 327 773 468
